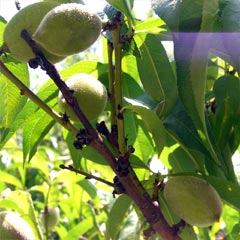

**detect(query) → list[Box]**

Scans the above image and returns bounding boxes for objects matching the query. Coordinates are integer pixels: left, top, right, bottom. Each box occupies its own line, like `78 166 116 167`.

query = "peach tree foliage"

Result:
0 0 240 239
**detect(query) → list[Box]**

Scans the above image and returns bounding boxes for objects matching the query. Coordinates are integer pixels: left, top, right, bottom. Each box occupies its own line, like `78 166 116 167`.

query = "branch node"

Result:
112 176 126 198
74 129 92 150
116 145 134 176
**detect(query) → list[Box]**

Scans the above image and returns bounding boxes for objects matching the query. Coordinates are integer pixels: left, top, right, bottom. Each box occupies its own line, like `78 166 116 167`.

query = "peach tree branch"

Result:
19 29 181 240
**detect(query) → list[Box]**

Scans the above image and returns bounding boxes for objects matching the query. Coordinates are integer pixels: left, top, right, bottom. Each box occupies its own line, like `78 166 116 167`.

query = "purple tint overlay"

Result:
172 32 240 62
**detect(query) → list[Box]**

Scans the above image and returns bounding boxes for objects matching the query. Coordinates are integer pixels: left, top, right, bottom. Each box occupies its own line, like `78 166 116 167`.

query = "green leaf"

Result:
164 101 208 157
0 189 43 240
174 32 219 164
0 57 29 146
106 195 132 240
201 0 219 31
60 60 108 80
160 142 202 173
222 0 240 32
152 0 203 31
0 16 7 46
22 109 55 162
64 218 94 239
207 176 240 211
126 115 155 163
213 75 240 149
221 0 240 70
0 75 59 151
178 0 203 31
151 0 181 31
122 55 139 83
124 104 166 156
159 191 180 225
134 33 177 117
0 170 23 188
135 17 166 35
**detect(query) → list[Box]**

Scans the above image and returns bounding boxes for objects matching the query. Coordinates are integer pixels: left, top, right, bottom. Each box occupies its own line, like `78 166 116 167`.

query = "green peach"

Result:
58 73 107 122
164 176 222 227
33 3 102 56
3 2 66 63
0 211 35 240
40 207 60 231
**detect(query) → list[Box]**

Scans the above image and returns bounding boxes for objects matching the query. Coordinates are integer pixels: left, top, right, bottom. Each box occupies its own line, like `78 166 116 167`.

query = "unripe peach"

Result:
40 207 60 231
0 211 35 240
3 2 65 63
164 176 222 227
33 3 102 56
58 73 107 122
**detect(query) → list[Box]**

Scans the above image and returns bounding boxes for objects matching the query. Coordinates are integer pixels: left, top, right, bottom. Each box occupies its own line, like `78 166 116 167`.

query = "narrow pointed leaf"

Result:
0 170 23 188
201 0 219 31
22 109 55 162
213 75 240 148
174 32 219 164
106 195 131 240
134 33 177 117
0 57 29 146
221 0 240 70
151 0 181 31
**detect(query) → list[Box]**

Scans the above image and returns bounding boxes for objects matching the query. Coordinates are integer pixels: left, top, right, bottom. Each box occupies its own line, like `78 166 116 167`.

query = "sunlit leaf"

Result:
22 109 55 162
0 170 22 188
0 16 7 46
0 57 29 148
174 32 219 164
64 218 94 239
106 195 132 240
134 33 177 117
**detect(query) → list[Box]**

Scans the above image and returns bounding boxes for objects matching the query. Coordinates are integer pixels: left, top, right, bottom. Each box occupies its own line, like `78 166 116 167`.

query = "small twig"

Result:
59 164 114 187
0 59 78 136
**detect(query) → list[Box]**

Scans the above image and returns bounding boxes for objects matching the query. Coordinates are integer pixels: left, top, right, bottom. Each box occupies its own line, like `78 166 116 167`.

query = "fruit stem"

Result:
0 59 78 137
